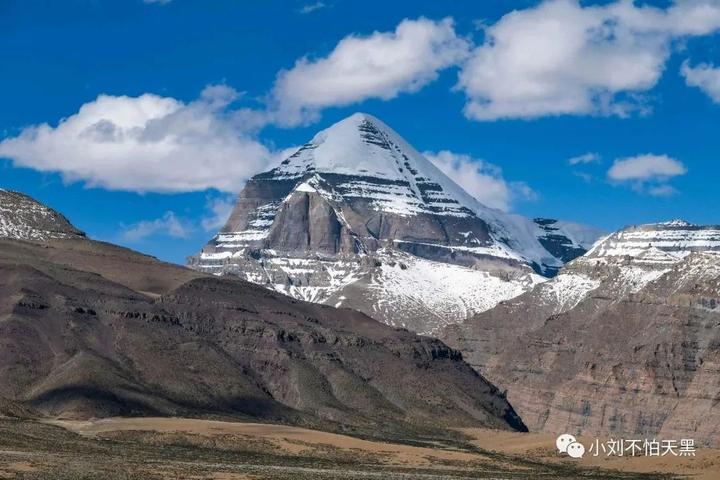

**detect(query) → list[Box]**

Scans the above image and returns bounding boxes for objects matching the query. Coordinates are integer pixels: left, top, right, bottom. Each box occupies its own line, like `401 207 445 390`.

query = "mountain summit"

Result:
190 113 602 333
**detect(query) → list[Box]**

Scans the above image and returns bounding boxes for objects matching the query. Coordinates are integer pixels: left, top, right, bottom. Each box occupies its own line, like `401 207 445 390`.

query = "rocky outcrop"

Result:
533 218 597 274
442 220 720 445
0 189 85 241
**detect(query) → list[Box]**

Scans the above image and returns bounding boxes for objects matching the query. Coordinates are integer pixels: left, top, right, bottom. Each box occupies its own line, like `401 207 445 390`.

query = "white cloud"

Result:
299 2 326 14
0 85 278 193
608 153 686 195
423 150 535 211
275 145 302 163
510 181 539 203
647 184 678 197
681 60 720 102
573 171 595 183
121 211 192 242
201 195 235 232
608 154 687 181
271 18 470 125
568 152 601 165
458 0 720 120
122 195 239 242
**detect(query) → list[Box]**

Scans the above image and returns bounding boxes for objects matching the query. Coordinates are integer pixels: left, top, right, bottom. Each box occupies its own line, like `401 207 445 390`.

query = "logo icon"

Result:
556 434 576 453
556 434 585 458
567 441 585 458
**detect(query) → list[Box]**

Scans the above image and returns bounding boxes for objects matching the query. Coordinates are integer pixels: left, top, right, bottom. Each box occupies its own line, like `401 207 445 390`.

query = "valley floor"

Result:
0 417 705 479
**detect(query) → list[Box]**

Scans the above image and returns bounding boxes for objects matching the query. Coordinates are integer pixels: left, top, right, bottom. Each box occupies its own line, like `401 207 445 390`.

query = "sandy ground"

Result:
464 428 720 480
23 416 716 479
48 417 489 468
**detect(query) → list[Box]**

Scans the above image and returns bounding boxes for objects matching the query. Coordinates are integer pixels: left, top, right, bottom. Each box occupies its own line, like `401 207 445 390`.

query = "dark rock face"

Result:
189 113 600 333
442 221 720 445
0 234 526 437
533 218 588 274
0 189 85 241
203 168 502 267
265 189 353 255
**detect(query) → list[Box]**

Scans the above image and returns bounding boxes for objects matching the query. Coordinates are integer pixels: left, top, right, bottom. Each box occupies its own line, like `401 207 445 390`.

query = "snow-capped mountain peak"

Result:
190 113 603 333
270 112 485 220
260 112 600 271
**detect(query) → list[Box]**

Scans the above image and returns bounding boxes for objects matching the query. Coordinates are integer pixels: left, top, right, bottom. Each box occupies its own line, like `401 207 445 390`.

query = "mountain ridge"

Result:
0 189 85 241
0 189 527 439
441 219 720 444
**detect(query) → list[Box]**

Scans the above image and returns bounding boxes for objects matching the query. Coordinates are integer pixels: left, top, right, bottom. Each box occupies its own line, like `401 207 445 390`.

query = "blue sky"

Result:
2 0 720 264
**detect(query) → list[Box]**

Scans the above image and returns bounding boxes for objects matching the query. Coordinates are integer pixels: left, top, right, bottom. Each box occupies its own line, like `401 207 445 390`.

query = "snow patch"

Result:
542 273 601 312
295 182 317 193
367 251 544 333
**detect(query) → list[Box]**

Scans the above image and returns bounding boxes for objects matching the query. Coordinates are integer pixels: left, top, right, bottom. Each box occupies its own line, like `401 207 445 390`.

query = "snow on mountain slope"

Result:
0 189 85 241
362 251 544 333
519 219 720 315
189 113 600 333
541 273 601 313
224 113 599 271
585 219 720 261
273 113 493 218
196 246 544 334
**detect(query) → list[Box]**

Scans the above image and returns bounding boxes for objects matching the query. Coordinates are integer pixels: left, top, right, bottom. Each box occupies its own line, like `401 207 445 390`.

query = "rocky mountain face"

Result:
0 189 85 241
533 217 602 274
442 220 720 444
0 191 526 439
189 113 602 333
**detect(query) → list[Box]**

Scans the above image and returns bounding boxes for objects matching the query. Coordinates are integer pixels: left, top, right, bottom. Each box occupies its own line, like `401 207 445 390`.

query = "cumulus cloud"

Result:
271 18 470 125
121 211 192 242
201 195 236 232
568 152 601 165
608 154 687 181
681 60 720 102
122 195 240 242
608 153 687 195
0 85 278 193
423 150 535 211
458 0 720 120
